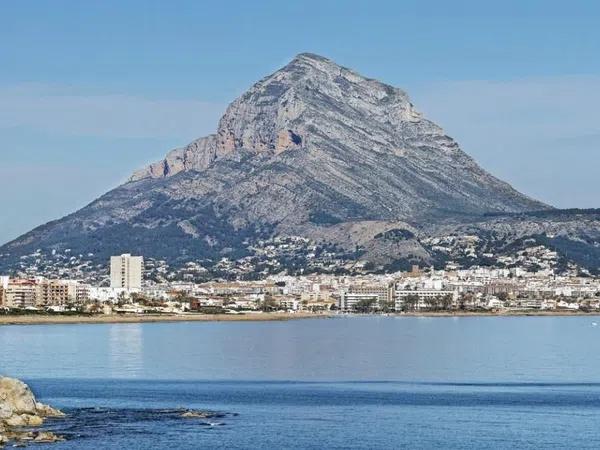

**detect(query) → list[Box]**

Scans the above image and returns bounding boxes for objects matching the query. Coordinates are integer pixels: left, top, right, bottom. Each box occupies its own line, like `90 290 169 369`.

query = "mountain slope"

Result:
3 53 597 278
130 53 547 220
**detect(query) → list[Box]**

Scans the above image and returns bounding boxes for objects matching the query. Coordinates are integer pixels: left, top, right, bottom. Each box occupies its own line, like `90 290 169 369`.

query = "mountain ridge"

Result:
127 52 547 218
2 53 598 279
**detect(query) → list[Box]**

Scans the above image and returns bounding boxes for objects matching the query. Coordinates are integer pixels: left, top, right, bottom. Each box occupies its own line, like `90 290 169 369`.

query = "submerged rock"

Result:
0 376 64 447
180 410 215 419
33 431 65 443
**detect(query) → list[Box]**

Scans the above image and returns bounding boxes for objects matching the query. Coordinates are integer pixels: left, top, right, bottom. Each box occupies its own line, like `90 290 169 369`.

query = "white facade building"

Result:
339 292 380 311
88 286 134 303
394 289 458 311
110 254 143 289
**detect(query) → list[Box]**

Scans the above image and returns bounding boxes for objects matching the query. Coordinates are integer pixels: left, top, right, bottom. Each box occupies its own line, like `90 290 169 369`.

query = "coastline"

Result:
0 312 329 326
1 310 599 326
396 310 600 317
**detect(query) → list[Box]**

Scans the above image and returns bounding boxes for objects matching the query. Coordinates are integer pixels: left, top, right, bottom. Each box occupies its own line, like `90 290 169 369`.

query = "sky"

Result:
1 0 599 244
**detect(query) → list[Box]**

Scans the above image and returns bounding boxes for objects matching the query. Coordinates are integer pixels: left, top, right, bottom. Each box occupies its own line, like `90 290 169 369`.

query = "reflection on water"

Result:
108 324 143 378
1 316 600 382
3 317 600 448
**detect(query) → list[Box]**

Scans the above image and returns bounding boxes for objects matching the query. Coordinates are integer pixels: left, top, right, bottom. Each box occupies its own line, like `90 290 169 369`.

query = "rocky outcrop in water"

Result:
0 377 64 446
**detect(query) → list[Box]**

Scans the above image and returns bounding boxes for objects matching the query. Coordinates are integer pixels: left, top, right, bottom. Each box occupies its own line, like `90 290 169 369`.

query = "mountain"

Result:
130 53 546 218
1 53 598 279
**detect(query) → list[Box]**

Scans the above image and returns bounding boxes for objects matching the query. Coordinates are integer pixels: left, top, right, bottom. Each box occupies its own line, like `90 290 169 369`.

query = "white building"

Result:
338 283 393 311
279 298 300 311
142 286 171 301
88 286 133 303
110 254 143 290
394 289 458 311
339 292 380 311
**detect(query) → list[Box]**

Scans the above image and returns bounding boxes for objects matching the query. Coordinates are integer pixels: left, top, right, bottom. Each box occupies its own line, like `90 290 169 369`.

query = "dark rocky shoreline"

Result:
0 377 65 446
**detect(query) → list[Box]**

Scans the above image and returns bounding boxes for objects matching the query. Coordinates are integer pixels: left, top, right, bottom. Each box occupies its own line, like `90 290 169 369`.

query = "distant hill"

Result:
1 53 598 278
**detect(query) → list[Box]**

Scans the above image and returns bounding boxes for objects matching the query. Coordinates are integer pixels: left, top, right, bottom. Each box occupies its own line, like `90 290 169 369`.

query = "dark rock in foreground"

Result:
0 377 65 446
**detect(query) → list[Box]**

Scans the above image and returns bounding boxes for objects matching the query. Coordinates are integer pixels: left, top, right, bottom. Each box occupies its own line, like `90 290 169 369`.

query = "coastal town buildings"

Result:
1 258 600 315
0 277 90 308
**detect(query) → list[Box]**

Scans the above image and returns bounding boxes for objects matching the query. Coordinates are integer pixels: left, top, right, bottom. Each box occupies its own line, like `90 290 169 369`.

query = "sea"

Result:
2 315 600 449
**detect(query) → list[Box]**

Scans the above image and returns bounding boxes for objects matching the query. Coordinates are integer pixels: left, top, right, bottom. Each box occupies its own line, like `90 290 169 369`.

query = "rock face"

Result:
129 135 218 181
0 53 599 275
0 377 64 446
128 53 546 219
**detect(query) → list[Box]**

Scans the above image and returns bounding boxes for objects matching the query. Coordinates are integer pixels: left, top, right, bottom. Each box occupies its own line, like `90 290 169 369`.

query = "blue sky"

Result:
1 0 599 244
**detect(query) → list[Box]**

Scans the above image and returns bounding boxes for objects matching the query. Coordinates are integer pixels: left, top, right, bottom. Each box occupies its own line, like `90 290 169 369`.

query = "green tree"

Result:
402 294 420 312
116 291 129 307
440 294 453 310
260 295 279 312
353 298 377 313
380 299 395 313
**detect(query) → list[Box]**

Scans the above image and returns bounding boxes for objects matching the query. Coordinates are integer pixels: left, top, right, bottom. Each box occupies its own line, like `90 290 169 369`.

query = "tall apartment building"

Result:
0 276 8 306
110 254 143 290
0 276 9 306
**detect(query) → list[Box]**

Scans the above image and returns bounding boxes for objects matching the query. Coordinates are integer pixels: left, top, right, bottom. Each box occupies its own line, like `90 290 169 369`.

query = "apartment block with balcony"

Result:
5 279 37 308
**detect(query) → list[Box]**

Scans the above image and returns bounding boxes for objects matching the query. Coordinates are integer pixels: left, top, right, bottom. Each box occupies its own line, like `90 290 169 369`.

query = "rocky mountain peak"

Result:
214 52 424 158
5 53 588 280
130 52 425 181
124 52 547 228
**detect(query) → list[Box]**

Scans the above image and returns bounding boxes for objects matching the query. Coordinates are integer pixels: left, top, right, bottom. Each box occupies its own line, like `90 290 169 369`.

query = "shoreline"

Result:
392 310 600 317
1 310 599 326
0 312 329 326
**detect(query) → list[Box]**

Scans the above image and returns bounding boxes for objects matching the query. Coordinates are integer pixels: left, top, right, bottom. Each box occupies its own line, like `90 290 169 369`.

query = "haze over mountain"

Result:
1 54 598 278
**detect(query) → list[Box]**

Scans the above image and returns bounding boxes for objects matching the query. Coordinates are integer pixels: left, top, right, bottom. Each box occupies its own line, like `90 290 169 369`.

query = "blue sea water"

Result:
2 316 600 448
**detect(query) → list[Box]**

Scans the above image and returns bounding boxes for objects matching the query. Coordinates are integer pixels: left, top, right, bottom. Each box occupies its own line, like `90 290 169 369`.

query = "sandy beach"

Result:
395 310 600 317
2 310 599 326
0 312 330 326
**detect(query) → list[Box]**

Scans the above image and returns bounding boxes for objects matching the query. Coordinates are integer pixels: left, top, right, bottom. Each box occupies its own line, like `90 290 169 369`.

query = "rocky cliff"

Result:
1 53 598 277
129 53 546 219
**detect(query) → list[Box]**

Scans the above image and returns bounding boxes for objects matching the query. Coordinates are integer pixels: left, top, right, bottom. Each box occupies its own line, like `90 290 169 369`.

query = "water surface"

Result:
2 316 599 448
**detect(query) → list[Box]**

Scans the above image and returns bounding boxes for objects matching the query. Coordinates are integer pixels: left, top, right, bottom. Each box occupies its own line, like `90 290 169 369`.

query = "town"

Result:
1 253 600 317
